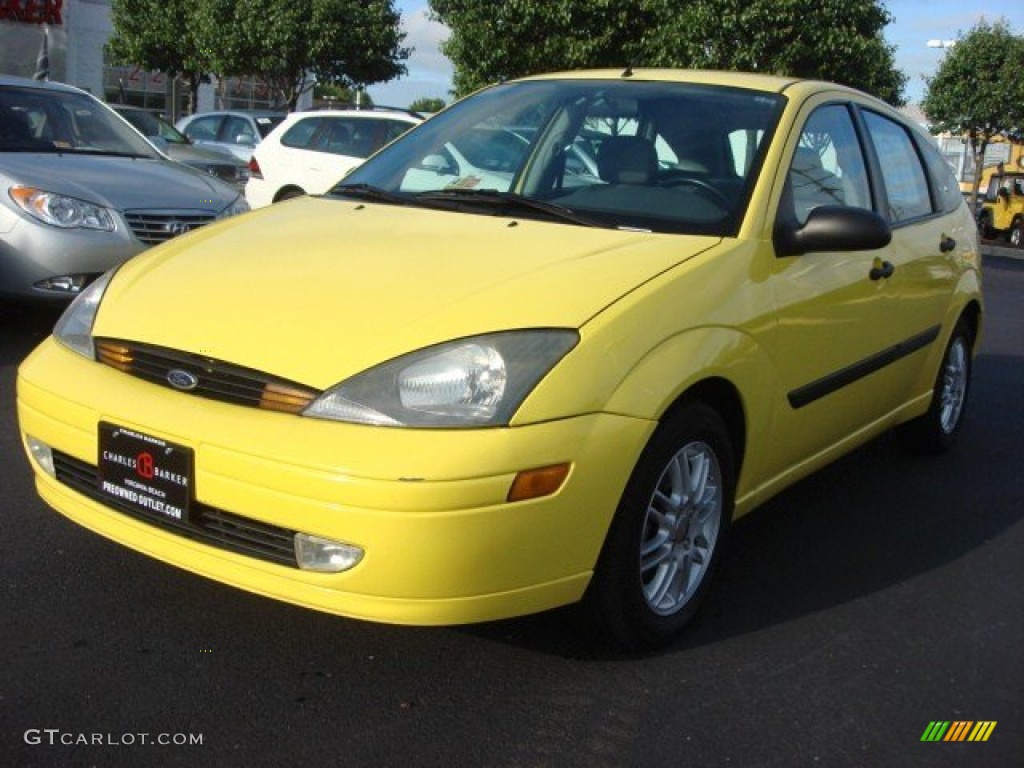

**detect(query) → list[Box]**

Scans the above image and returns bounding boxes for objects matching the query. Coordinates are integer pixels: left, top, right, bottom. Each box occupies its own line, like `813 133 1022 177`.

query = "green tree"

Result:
205 0 410 111
921 19 1024 210
430 0 905 104
106 0 213 113
409 97 446 113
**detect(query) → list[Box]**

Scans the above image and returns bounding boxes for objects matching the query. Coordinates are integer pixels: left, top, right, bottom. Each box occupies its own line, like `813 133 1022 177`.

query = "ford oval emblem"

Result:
167 369 199 391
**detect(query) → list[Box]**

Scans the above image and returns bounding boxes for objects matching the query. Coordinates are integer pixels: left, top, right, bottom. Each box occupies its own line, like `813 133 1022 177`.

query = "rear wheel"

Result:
899 319 973 454
1010 218 1024 248
587 402 735 650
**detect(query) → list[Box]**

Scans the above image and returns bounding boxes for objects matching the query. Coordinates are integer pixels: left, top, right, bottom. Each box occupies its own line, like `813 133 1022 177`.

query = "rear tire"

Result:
586 402 735 651
899 319 972 454
1010 219 1023 249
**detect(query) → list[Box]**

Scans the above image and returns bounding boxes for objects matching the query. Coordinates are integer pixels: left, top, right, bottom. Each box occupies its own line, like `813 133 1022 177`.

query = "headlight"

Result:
9 186 115 230
304 330 579 427
218 195 250 218
53 270 115 359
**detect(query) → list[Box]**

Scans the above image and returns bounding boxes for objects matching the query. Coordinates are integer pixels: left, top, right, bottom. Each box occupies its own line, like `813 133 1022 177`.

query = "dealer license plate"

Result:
98 422 193 522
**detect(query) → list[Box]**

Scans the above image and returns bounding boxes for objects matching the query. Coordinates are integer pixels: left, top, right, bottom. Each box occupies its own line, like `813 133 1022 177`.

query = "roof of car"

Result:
0 75 91 95
181 109 287 118
515 68 803 92
286 108 422 123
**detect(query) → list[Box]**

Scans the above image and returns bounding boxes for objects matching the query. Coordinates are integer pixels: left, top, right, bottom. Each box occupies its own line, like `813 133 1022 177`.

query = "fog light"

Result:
295 533 363 573
25 436 56 477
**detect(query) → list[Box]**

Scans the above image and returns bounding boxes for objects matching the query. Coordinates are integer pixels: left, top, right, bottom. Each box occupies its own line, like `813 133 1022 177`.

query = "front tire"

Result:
587 402 735 650
899 319 973 454
977 210 995 240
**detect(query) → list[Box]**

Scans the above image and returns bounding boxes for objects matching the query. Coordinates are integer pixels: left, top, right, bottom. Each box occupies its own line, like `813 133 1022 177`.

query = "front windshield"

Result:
0 85 159 158
336 79 785 235
118 108 189 145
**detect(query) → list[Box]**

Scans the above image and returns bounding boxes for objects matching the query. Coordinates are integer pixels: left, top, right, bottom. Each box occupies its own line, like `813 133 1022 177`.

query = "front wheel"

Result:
586 402 735 650
977 210 995 240
898 319 973 454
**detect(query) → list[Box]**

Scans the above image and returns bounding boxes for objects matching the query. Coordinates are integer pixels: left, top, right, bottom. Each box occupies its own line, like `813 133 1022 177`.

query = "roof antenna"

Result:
622 65 634 78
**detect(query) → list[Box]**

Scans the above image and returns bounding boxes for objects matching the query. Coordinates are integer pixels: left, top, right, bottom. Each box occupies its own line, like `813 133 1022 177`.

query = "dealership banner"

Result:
1 2 66 82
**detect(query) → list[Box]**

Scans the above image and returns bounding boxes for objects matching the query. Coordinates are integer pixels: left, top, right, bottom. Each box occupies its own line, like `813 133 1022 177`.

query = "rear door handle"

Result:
940 235 956 253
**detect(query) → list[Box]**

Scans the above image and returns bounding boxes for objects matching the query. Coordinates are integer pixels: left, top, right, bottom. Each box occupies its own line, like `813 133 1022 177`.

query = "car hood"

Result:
1 152 238 212
95 197 720 388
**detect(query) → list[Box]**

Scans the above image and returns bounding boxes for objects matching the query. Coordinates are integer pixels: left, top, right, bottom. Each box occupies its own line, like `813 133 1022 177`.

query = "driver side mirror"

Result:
774 206 891 257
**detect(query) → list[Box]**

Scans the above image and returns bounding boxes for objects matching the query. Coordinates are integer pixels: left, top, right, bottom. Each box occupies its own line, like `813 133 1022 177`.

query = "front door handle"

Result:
940 235 956 253
870 259 895 280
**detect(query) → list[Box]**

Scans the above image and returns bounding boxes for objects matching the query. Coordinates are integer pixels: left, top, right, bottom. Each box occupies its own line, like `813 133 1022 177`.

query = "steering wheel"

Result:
658 173 731 208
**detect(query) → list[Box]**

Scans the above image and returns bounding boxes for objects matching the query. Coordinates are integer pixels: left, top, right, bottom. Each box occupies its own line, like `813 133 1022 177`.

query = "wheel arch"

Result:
597 327 780 492
273 185 306 203
663 377 747 481
960 298 983 352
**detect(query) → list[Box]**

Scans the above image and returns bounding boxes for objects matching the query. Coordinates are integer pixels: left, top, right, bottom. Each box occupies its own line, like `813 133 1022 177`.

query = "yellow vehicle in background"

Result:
977 170 1024 247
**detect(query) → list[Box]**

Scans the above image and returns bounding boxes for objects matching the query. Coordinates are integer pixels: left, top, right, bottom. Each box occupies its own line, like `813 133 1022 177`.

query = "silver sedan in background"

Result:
0 75 248 304
112 105 250 192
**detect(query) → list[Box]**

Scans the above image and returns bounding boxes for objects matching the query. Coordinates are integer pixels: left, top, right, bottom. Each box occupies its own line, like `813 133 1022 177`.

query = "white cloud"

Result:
368 3 454 108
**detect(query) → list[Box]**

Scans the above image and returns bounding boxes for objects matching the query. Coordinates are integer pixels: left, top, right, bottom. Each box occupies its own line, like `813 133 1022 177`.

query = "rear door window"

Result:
282 118 323 149
862 111 931 223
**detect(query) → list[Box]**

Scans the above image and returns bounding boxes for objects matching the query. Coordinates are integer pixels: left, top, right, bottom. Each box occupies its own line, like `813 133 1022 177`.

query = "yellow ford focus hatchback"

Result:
18 70 982 649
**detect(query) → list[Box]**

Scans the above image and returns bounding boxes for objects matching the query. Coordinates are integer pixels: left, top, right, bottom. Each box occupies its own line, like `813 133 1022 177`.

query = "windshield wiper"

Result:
330 183 413 206
414 189 603 228
56 148 151 159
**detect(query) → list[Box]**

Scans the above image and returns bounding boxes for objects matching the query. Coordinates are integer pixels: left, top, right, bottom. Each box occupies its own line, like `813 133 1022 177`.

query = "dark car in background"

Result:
0 75 248 303
112 105 250 191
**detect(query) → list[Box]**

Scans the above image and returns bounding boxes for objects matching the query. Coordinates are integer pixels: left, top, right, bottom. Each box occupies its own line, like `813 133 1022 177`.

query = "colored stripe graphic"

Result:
944 721 973 741
920 721 997 742
968 722 997 742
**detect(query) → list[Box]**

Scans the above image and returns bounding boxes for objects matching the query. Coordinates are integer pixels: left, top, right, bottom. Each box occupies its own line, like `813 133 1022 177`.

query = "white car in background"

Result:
245 109 421 208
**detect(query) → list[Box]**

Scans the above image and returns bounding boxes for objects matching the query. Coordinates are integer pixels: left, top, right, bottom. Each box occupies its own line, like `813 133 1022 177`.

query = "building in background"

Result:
1 0 307 118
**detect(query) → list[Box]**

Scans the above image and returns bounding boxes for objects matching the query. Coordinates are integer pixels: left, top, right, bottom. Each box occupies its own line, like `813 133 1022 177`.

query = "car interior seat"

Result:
598 136 658 185
325 122 352 154
0 106 36 147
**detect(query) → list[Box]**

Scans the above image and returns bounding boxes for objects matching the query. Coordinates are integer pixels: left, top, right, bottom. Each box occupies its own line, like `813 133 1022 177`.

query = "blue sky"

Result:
367 1 1018 108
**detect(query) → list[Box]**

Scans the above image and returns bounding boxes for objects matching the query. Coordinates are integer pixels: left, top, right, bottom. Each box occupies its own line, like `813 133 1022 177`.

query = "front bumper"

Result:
0 211 141 301
18 337 653 625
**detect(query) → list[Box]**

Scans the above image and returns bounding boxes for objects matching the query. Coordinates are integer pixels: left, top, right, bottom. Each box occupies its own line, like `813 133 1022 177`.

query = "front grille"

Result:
95 338 320 414
123 210 217 245
53 450 299 567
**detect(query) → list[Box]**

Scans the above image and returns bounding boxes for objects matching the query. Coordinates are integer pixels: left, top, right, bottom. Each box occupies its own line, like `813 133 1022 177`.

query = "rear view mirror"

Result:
419 154 451 174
